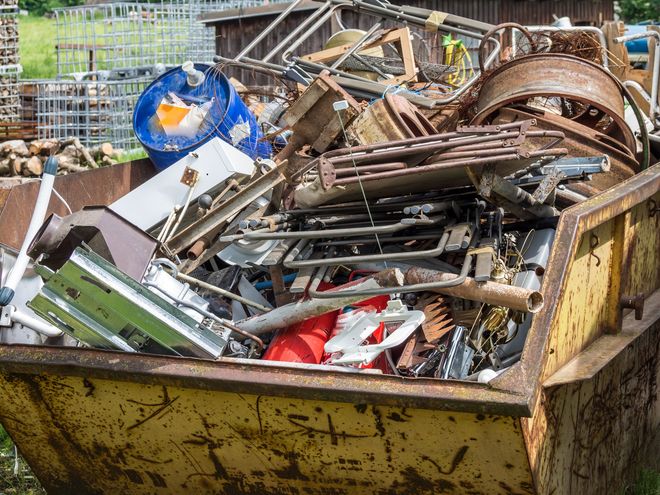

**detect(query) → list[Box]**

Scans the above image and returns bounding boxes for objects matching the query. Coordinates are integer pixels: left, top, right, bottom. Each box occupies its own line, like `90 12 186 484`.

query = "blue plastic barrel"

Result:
133 63 271 171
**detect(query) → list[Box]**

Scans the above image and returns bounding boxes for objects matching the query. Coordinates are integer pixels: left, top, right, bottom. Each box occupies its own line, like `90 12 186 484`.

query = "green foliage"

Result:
18 0 83 16
618 0 660 24
116 148 148 163
625 469 660 495
18 15 57 79
0 426 45 495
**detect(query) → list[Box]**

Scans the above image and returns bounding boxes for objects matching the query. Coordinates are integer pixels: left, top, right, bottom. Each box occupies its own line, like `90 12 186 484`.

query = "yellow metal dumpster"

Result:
0 162 657 495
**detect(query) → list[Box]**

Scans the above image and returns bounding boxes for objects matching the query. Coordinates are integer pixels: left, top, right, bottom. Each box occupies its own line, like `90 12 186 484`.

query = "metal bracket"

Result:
318 157 337 190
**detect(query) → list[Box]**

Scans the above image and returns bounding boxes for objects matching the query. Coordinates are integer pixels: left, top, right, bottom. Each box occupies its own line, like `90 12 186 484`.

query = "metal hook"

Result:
589 233 600 267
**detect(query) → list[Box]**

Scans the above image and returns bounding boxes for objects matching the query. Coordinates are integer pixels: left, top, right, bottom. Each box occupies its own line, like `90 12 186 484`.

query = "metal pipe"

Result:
343 0 489 41
321 125 554 161
143 281 265 351
405 267 544 313
615 30 659 121
316 233 441 246
281 4 347 62
334 162 407 176
242 217 435 241
333 148 568 186
262 0 333 62
306 246 475 298
234 0 305 60
389 5 494 33
425 145 525 162
175 272 271 314
283 231 450 269
235 269 405 335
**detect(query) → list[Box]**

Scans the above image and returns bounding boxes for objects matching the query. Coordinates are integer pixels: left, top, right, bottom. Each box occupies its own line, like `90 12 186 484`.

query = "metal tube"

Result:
333 148 568 186
615 31 659 119
405 267 544 313
281 4 347 62
284 231 450 269
316 233 441 247
235 269 405 335
425 146 524 162
234 0 305 60
343 0 489 41
262 1 333 62
320 122 541 158
306 247 475 298
174 272 271 314
242 218 434 241
334 162 407 176
389 5 494 33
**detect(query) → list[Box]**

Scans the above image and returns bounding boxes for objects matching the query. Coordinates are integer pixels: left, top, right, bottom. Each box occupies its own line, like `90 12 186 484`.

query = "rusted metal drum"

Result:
472 54 637 155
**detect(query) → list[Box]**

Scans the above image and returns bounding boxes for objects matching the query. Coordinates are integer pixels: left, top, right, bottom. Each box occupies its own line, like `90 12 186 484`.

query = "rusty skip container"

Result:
0 161 657 495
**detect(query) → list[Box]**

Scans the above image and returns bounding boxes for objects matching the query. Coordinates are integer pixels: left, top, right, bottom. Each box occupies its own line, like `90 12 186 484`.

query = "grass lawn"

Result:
18 15 57 79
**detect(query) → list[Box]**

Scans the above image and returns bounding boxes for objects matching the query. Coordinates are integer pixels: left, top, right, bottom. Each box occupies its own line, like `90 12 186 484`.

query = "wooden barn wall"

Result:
212 0 614 82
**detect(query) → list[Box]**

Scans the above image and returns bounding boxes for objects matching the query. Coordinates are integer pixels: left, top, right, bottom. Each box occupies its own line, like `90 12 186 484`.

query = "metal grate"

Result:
0 64 20 122
44 1 284 149
0 3 19 122
54 1 288 77
35 75 151 151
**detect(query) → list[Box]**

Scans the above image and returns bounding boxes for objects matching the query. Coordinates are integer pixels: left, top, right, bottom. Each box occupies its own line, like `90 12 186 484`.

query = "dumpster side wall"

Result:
0 371 534 495
522 185 660 495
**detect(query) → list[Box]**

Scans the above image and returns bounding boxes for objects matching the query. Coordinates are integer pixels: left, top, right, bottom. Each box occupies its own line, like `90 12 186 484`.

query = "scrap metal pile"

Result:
1 1 654 382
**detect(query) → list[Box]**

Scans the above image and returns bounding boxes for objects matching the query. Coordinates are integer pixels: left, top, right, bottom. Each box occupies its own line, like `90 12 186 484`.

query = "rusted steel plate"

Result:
0 158 156 251
0 362 533 495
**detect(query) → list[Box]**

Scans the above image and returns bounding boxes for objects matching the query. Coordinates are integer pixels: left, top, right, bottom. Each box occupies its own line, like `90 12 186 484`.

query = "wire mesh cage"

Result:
54 1 285 77
46 1 286 150
0 64 21 121
0 14 18 66
35 75 151 151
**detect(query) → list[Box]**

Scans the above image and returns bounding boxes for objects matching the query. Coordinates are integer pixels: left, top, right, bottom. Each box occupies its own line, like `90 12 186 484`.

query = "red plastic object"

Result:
262 282 339 364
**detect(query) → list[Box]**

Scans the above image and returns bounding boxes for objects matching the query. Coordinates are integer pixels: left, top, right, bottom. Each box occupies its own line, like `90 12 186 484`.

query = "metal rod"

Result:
242 217 435 241
262 0 333 62
283 231 450 269
306 246 475 298
235 269 405 335
334 162 407 176
333 148 568 186
174 272 271 314
405 267 544 313
615 30 659 120
234 0 305 60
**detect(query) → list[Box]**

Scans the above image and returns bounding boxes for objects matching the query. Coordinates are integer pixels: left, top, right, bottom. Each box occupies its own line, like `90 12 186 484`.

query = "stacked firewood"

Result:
0 17 18 66
0 138 118 176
